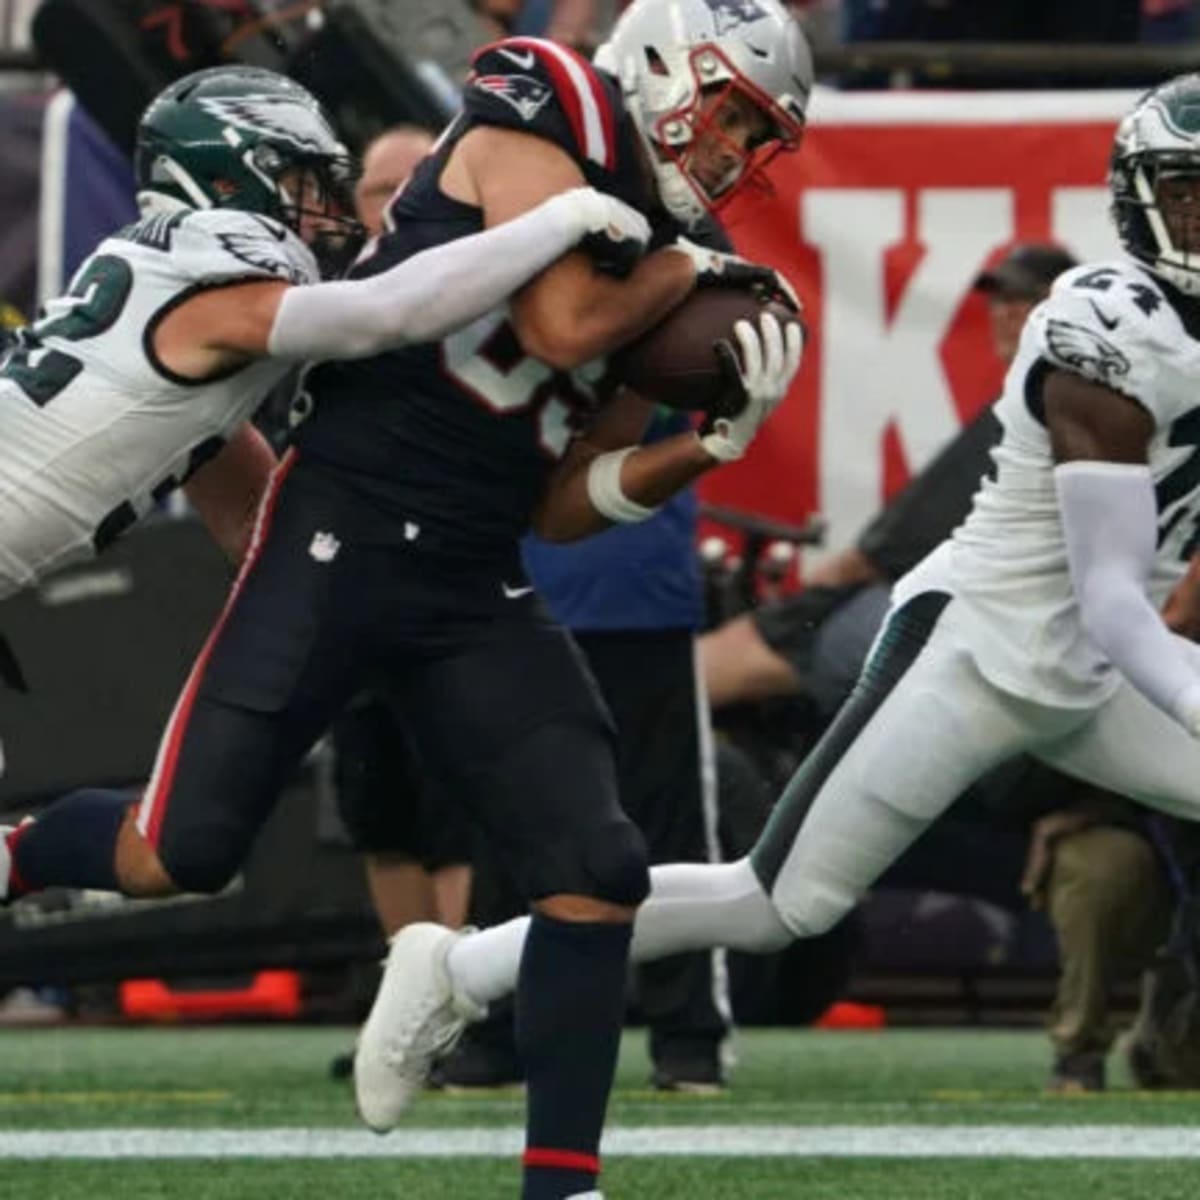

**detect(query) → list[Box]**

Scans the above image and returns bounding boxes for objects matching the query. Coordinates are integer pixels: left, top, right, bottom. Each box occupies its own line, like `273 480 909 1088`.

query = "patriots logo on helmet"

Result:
702 0 768 35
1045 319 1131 387
473 73 554 123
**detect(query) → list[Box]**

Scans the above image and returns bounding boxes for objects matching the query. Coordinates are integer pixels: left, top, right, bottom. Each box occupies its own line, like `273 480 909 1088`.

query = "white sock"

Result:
630 858 791 960
447 916 529 1008
446 858 790 1009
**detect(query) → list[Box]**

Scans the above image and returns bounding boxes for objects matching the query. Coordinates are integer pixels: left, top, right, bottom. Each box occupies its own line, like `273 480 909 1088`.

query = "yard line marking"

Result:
0 1091 228 1106
4 1126 1200 1159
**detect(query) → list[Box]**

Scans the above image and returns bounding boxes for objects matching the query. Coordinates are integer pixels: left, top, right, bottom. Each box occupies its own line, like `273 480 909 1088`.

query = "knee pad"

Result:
526 820 650 906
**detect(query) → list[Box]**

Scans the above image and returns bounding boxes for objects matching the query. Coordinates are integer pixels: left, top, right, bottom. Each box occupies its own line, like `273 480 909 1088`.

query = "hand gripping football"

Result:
611 287 802 419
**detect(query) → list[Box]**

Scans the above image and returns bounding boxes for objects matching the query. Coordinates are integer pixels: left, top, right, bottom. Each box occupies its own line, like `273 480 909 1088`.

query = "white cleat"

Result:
354 922 485 1132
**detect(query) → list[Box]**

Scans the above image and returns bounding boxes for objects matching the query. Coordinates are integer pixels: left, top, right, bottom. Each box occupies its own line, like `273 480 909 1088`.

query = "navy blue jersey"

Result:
294 38 657 565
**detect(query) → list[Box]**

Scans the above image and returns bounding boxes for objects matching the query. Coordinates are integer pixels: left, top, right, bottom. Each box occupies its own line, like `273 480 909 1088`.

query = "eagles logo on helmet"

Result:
135 65 364 277
1111 73 1200 297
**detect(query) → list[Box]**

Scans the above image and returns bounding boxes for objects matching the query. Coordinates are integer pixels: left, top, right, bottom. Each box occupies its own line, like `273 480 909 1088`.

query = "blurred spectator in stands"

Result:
702 241 1188 1091
843 0 1141 42
470 0 613 51
1123 817 1200 1088
840 0 1144 87
1141 0 1197 43
354 125 435 237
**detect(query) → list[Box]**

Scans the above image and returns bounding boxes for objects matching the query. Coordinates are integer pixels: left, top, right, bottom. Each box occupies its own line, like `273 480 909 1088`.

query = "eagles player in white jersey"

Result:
0 62 654 907
366 74 1200 1095
0 65 651 597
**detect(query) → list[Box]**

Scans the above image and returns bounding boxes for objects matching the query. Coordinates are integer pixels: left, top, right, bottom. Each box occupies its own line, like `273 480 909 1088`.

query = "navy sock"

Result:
516 914 632 1200
9 789 132 895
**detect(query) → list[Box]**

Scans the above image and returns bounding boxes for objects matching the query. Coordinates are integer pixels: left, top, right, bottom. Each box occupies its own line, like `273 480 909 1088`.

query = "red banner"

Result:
711 88 1137 554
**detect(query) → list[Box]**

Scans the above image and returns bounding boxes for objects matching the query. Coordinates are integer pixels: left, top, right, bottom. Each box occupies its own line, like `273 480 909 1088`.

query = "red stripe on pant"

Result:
137 448 299 849
522 1147 601 1175
4 823 32 897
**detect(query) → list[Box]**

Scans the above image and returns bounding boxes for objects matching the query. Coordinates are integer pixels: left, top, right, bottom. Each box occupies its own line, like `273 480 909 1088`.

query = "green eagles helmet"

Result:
135 65 363 273
1111 73 1200 297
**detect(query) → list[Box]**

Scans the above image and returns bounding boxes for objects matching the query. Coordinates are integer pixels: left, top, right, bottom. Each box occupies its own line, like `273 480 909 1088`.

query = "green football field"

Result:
3 1024 1200 1198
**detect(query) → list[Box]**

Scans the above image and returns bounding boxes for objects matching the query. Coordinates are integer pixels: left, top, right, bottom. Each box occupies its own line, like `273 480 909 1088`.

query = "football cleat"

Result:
354 922 485 1132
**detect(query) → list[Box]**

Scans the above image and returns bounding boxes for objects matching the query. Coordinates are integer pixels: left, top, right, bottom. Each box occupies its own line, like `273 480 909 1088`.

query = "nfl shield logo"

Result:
309 531 341 563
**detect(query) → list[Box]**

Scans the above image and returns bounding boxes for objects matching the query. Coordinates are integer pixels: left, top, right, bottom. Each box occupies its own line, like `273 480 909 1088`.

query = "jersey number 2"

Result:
1 255 134 405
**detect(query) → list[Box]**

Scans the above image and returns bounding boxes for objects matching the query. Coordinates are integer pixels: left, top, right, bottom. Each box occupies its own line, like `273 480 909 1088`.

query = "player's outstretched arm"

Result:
151 187 650 379
1048 368 1200 734
460 125 698 370
265 186 651 361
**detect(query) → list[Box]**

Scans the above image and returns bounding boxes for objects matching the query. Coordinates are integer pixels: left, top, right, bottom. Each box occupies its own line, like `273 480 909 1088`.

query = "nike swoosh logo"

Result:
497 47 536 71
1088 300 1120 332
501 582 534 600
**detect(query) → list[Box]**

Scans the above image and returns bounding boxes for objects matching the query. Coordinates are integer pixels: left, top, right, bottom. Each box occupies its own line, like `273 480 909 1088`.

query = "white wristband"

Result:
585 447 658 524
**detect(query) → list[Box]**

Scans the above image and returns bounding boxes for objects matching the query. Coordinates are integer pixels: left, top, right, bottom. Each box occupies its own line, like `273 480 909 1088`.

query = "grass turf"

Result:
7 1159 1200 1200
3 1026 1200 1197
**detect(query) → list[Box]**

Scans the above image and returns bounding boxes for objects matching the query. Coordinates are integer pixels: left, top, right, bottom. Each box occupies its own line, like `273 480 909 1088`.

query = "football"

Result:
610 287 801 417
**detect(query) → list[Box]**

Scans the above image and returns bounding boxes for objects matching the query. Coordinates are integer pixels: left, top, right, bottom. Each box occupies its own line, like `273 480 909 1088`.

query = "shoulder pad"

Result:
170 209 319 289
1031 261 1168 404
464 37 619 174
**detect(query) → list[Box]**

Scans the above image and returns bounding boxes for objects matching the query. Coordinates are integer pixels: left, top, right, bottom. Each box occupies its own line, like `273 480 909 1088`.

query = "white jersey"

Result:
0 207 317 598
895 256 1200 708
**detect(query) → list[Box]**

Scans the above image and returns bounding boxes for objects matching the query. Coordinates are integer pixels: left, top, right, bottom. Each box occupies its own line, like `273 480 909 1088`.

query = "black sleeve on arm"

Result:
856 406 1002 581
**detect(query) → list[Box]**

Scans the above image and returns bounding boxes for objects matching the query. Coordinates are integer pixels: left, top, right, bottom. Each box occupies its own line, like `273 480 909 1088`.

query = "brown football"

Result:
610 287 801 417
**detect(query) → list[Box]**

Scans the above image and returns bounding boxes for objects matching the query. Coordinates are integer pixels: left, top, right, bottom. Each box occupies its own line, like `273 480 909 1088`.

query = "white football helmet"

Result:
1111 74 1200 296
595 0 812 228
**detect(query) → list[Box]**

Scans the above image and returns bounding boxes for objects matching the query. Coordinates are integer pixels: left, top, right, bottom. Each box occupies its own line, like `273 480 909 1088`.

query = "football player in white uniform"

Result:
372 73 1200 1097
0 62 652 913
0 65 652 597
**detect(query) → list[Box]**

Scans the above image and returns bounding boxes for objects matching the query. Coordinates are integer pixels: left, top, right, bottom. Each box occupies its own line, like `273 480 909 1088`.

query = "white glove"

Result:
547 186 652 278
669 237 801 311
701 314 804 464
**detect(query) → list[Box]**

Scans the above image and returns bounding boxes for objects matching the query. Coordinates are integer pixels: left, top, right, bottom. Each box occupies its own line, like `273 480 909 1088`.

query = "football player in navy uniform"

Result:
398 73 1200 1131
4 2 810 1195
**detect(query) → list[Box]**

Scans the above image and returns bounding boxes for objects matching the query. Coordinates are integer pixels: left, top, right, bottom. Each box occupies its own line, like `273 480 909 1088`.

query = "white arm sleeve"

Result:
266 187 648 362
1055 460 1200 735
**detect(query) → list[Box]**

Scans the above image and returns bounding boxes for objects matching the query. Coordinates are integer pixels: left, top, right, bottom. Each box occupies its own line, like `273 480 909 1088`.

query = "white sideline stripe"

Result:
5 1126 1200 1159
